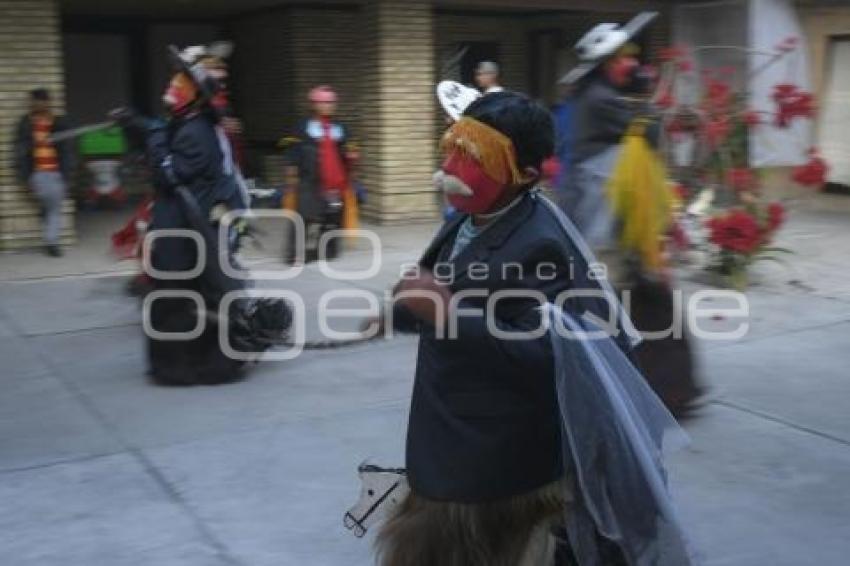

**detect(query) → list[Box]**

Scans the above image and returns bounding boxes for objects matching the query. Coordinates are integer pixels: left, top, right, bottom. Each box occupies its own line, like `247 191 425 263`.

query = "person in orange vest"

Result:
281 85 359 263
14 88 74 257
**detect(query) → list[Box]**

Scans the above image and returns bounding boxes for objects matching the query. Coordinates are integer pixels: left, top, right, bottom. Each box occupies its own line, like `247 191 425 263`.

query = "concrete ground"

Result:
1 202 849 566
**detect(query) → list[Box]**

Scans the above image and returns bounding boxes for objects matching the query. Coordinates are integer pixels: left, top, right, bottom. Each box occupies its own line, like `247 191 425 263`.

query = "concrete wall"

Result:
359 0 438 222
0 0 72 251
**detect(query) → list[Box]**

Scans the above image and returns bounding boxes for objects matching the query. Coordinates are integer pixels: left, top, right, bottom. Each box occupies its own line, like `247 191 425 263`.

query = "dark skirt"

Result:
146 285 245 386
629 275 704 418
145 281 292 386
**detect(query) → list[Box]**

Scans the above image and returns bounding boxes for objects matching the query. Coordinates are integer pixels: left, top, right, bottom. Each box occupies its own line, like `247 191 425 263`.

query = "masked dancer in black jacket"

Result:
369 91 695 566
116 47 290 386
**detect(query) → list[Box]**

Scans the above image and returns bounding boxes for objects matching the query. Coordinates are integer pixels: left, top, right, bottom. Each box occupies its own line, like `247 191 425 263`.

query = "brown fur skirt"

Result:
375 480 570 566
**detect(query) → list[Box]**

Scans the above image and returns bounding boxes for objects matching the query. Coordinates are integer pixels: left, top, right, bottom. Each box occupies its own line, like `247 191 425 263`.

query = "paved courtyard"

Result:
1 201 850 565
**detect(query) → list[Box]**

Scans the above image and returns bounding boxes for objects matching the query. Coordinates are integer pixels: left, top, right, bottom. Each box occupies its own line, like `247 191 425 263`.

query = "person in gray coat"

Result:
559 16 705 418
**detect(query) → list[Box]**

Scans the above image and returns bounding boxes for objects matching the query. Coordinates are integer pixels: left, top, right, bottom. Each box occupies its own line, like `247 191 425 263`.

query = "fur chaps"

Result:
375 480 570 566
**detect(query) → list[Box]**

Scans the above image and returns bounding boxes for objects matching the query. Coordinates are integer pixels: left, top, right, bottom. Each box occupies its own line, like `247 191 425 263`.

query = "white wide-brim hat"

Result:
559 11 658 85
436 80 482 122
178 41 234 66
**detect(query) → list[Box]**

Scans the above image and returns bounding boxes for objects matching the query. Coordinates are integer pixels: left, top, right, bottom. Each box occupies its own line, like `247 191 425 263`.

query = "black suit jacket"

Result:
402 190 632 503
284 119 350 220
148 113 238 273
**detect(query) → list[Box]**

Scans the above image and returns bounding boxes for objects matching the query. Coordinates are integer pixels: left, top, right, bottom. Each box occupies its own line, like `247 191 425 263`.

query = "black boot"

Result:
45 244 63 257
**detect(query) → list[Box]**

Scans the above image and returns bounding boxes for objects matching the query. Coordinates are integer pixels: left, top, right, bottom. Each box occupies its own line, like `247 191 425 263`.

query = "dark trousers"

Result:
283 208 342 263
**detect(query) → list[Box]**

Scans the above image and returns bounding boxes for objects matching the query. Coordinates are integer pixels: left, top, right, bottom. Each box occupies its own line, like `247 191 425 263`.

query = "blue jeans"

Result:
30 171 66 245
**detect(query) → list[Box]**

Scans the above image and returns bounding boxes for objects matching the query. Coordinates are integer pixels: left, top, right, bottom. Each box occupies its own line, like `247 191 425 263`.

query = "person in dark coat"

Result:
123 62 290 386
115 41 248 297
282 85 359 263
13 88 74 257
373 92 653 566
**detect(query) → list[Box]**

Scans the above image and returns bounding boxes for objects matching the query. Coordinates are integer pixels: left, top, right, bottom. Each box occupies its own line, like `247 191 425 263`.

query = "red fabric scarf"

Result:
318 117 347 193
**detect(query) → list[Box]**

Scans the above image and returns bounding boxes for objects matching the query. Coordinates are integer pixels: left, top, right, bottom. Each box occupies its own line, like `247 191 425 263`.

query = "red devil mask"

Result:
163 73 199 114
436 117 531 215
440 152 504 214
605 52 639 88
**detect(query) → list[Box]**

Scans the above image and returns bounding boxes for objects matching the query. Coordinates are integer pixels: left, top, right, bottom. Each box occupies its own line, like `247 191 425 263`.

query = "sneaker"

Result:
45 245 63 257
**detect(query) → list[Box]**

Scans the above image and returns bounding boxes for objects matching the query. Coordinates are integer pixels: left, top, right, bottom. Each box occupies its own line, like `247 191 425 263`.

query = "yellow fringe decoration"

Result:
440 117 531 186
341 186 359 234
606 120 674 273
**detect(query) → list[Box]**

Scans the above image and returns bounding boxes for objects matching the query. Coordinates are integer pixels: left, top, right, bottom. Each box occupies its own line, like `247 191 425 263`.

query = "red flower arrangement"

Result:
665 118 684 135
706 209 763 254
726 168 759 193
704 201 788 287
653 39 810 289
704 79 733 113
658 45 688 63
742 110 762 127
772 83 815 127
704 117 731 147
670 220 691 251
766 201 785 232
656 88 676 110
792 149 829 188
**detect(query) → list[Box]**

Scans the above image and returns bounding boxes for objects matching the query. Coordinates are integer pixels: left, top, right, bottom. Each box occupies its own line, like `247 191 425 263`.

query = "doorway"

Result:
818 36 850 191
457 41 501 87
528 28 576 107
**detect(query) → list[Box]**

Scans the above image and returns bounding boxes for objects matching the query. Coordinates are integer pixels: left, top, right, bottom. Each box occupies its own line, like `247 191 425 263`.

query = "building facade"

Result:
798 1 850 189
0 0 69 250
0 0 670 250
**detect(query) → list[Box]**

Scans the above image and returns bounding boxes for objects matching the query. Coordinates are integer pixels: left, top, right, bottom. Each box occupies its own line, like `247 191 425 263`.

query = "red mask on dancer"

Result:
436 117 532 215
605 54 639 88
162 73 198 115
440 152 504 214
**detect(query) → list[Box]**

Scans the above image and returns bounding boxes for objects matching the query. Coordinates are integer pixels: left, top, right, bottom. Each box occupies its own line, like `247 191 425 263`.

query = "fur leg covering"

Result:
375 480 570 566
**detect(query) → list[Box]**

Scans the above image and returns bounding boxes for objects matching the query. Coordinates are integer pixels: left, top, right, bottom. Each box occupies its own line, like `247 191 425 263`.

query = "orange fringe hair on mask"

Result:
440 117 533 186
